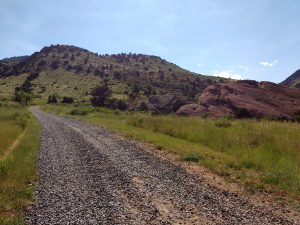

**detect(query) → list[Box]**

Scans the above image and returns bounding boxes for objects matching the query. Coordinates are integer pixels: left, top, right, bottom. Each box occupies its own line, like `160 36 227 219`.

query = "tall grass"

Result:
0 106 40 224
127 114 300 194
0 107 29 158
43 105 300 198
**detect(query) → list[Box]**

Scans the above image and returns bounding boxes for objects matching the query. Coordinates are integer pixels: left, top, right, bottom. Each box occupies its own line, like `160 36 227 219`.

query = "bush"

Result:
117 100 128 111
235 107 251 118
91 85 111 107
62 96 74 104
70 108 93 116
293 111 300 123
47 94 58 104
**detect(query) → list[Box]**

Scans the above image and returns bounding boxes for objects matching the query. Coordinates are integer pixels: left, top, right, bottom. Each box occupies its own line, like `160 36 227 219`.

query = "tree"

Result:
15 90 32 105
47 94 58 104
90 85 111 107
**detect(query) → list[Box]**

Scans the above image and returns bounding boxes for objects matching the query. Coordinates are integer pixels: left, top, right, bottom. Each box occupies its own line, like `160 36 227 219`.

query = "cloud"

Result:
259 60 278 67
197 63 203 68
213 70 242 80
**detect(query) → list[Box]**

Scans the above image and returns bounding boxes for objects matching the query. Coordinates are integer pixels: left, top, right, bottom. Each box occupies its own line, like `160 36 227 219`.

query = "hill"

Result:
1 44 300 119
0 44 220 111
280 69 300 88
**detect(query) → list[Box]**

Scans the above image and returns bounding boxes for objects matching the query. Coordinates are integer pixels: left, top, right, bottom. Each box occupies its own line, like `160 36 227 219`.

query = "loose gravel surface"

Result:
27 107 298 224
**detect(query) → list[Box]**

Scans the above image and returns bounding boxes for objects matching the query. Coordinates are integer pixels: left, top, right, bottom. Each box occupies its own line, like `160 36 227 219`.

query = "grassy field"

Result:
42 104 300 201
0 104 40 224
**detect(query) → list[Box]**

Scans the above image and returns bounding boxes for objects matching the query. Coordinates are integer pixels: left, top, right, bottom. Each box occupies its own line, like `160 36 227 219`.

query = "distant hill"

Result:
280 69 300 88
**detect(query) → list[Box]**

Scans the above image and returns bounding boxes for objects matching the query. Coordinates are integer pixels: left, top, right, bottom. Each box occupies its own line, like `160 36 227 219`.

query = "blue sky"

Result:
0 0 299 82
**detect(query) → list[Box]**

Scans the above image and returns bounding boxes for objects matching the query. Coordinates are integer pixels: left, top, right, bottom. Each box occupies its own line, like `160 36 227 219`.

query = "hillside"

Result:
1 44 300 119
0 44 220 111
280 69 300 88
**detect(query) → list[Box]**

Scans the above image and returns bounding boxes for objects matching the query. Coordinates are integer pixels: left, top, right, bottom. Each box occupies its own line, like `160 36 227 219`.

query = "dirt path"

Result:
27 107 298 224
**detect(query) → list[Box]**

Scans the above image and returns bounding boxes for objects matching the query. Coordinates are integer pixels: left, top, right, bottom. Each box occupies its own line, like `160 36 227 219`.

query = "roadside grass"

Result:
0 105 40 224
42 104 300 199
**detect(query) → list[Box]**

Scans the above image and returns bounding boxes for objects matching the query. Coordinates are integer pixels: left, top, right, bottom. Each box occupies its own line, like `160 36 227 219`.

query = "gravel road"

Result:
27 107 298 224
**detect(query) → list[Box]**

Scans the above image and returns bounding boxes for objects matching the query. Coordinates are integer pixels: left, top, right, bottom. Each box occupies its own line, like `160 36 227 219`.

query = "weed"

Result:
183 153 203 162
215 117 231 128
226 161 242 170
241 160 256 169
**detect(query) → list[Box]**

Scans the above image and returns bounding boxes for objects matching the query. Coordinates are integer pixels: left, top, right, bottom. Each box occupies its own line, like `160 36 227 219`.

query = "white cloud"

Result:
197 63 203 68
259 60 278 67
213 70 242 80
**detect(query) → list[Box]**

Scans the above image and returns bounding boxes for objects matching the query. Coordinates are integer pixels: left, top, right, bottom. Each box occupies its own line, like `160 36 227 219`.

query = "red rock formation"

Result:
176 80 300 119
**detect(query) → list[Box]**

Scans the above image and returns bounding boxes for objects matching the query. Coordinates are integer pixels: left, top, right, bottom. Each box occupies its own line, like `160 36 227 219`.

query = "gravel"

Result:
27 107 298 224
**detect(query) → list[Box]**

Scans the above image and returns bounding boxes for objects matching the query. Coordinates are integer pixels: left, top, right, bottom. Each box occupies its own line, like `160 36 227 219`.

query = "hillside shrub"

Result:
47 94 58 104
91 85 111 107
117 100 128 111
293 111 300 123
62 97 74 104
235 107 251 118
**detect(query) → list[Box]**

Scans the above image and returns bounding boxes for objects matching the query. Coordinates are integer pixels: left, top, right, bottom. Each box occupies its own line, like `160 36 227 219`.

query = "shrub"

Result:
235 107 251 118
62 96 74 104
183 153 203 162
117 100 128 111
47 94 58 104
138 102 148 111
293 111 300 123
70 108 92 115
90 85 111 107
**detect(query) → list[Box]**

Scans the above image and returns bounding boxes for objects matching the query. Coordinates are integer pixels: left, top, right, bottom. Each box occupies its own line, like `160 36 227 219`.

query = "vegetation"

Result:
0 105 40 224
0 44 220 109
42 104 300 200
62 96 74 104
91 85 111 107
47 94 58 104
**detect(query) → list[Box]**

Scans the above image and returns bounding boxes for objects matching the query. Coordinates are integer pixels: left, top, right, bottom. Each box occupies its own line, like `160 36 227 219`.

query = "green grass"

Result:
0 105 40 224
0 74 28 101
42 104 300 199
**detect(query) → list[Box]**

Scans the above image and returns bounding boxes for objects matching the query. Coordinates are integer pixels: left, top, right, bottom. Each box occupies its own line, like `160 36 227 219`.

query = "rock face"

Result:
281 69 300 88
144 94 187 114
177 80 300 119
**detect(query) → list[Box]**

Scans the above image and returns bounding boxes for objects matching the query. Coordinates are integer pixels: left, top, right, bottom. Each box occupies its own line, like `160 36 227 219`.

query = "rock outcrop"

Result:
177 80 300 119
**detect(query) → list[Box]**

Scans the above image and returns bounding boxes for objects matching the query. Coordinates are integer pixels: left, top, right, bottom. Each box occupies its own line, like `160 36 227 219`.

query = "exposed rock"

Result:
281 69 300 88
176 104 206 116
147 94 187 114
177 81 300 119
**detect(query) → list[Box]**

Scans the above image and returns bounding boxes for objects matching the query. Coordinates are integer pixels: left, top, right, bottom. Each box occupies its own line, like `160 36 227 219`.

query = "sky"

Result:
0 0 299 83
